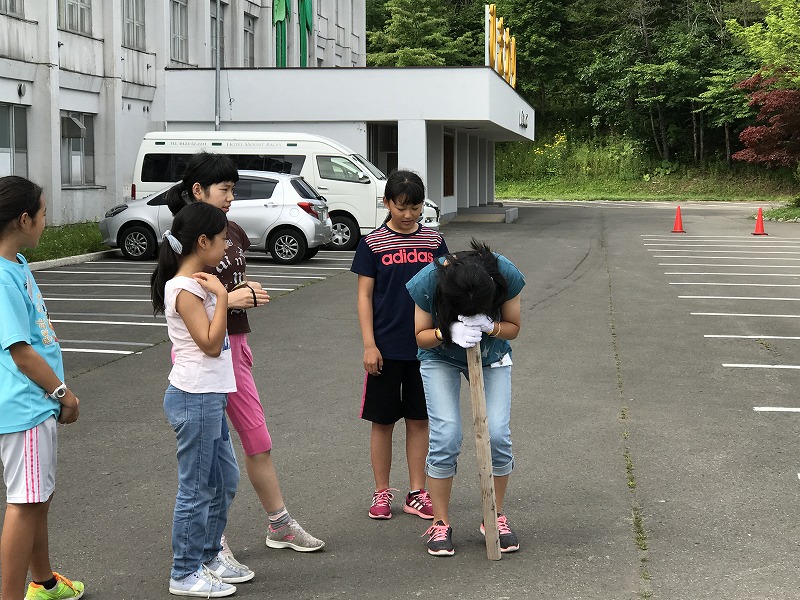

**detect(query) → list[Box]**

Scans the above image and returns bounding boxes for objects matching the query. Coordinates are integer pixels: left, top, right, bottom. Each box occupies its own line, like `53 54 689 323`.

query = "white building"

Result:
0 0 533 225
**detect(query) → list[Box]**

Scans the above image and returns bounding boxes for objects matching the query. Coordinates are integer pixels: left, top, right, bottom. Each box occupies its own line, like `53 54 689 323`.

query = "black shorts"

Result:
360 358 428 424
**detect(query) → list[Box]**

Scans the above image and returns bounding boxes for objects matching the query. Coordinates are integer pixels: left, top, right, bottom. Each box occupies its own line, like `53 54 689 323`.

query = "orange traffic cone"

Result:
752 207 768 236
672 206 686 233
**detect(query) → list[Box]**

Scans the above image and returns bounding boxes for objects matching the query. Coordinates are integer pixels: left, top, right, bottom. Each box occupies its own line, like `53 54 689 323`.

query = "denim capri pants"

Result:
420 359 513 479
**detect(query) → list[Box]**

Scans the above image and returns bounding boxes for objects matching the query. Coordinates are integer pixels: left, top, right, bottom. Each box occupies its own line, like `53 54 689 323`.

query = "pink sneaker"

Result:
403 489 434 519
369 488 396 519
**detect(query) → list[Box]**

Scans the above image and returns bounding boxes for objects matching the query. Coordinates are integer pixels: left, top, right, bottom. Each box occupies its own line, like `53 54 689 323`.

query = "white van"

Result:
131 131 439 250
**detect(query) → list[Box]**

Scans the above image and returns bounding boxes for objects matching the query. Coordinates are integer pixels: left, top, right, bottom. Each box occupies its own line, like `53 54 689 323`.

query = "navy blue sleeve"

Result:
350 237 376 277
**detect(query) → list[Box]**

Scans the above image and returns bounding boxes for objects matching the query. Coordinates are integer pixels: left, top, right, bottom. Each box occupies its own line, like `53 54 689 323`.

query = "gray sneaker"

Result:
219 535 251 572
204 551 255 583
168 567 236 597
266 519 325 552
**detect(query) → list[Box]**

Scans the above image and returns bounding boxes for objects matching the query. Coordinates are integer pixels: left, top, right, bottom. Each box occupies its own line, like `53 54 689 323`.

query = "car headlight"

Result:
105 205 128 218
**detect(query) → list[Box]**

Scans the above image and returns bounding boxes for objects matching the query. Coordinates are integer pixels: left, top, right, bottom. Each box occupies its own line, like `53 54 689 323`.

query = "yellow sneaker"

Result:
25 572 84 600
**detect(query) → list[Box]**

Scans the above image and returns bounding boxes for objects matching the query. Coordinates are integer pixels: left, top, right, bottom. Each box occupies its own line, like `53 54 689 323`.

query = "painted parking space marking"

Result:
754 407 800 412
725 364 800 370
691 312 800 318
43 254 355 361
646 234 800 408
680 295 800 301
51 319 167 327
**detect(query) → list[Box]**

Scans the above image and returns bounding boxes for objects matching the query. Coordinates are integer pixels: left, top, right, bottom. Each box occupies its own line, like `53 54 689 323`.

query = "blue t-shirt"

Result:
405 253 526 367
351 224 448 360
0 254 63 434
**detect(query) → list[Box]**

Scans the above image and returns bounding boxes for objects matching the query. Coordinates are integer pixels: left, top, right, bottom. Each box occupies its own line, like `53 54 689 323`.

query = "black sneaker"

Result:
423 520 454 556
480 513 520 553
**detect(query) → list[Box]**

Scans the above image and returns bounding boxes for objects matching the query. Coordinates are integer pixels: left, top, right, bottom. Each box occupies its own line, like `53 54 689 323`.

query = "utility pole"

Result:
214 0 221 130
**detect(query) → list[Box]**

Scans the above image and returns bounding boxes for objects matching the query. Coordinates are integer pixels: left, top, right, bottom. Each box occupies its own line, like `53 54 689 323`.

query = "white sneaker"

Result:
168 566 237 597
204 552 255 583
219 534 250 571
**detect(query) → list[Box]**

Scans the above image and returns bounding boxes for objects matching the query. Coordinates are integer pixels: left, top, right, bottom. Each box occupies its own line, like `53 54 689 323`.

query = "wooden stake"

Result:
466 344 502 560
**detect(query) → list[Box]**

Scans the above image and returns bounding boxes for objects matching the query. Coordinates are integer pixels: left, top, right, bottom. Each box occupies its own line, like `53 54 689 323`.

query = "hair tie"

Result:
163 230 183 254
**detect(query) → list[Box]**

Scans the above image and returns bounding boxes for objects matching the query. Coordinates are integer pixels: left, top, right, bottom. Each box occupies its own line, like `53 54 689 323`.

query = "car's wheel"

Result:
327 215 359 251
269 229 307 264
302 246 320 260
120 225 157 260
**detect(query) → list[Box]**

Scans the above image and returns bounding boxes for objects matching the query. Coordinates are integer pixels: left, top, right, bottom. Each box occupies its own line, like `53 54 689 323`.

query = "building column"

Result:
468 135 478 208
456 130 469 209
397 119 427 187
487 140 495 204
478 138 487 206
26 0 61 223
426 123 442 205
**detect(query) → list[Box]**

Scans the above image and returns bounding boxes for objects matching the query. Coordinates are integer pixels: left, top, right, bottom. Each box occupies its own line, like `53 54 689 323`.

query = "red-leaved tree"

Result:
733 72 800 167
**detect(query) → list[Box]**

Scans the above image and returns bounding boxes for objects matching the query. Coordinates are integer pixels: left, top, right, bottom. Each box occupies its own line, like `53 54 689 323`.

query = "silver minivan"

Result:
100 171 332 264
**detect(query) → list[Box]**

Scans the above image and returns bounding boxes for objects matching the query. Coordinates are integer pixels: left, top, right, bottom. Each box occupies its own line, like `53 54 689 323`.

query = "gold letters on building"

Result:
485 4 516 88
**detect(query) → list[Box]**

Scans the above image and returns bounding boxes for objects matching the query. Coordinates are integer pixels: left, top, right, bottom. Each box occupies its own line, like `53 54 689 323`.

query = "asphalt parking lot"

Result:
5 201 800 599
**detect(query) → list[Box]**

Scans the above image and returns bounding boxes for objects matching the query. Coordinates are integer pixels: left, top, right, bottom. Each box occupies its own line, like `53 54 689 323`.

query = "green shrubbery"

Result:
495 131 797 201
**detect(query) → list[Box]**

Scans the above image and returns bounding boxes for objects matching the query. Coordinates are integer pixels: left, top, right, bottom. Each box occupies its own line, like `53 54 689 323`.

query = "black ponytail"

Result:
150 202 227 314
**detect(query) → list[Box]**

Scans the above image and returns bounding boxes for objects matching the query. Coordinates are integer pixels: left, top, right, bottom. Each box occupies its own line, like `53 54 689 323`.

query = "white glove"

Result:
449 321 483 348
458 314 494 334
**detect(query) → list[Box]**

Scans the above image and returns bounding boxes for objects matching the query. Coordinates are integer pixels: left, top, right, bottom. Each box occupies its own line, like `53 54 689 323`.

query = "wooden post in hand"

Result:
466 344 502 560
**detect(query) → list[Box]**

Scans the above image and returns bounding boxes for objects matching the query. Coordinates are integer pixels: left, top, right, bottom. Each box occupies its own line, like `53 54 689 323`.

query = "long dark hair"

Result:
167 152 239 216
0 176 43 237
433 239 508 346
150 202 227 314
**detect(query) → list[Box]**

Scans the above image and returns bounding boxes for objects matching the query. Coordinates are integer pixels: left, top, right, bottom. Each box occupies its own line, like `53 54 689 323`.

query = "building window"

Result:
210 1 225 68
58 0 92 35
443 132 455 197
122 0 145 50
244 14 256 67
60 112 95 185
0 0 24 17
170 0 188 63
0 104 28 178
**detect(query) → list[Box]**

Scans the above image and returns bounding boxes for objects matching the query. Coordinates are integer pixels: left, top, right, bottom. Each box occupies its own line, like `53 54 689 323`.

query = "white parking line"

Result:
38 283 151 287
706 335 800 340
724 364 800 369
754 407 800 412
680 296 800 301
50 319 167 327
655 255 800 260
670 282 800 287
645 244 800 248
60 348 135 355
666 272 800 277
692 312 800 318
45 297 151 302
661 263 800 268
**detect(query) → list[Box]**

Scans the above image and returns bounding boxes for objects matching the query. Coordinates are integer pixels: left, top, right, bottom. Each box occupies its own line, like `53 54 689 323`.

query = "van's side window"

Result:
317 156 364 183
142 153 192 182
233 154 305 175
234 178 278 200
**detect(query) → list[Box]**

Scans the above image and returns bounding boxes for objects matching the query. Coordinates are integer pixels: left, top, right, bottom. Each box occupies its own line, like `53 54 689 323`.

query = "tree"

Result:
732 73 800 167
727 0 800 88
367 0 474 66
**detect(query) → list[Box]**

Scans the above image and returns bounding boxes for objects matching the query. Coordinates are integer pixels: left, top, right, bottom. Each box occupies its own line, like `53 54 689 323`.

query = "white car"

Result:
100 171 332 264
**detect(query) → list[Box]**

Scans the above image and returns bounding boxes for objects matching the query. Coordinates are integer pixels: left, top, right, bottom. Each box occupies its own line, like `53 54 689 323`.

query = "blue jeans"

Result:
164 385 240 580
420 359 514 479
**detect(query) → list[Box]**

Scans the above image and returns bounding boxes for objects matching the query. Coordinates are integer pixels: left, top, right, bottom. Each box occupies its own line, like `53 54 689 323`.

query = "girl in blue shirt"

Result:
406 240 525 557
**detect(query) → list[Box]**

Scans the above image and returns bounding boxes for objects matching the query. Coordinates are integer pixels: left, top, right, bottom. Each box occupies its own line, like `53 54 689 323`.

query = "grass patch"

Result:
21 222 108 263
496 132 798 201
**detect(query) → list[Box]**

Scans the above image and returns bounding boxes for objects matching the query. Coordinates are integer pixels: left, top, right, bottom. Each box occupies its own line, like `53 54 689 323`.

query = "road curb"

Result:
29 249 120 271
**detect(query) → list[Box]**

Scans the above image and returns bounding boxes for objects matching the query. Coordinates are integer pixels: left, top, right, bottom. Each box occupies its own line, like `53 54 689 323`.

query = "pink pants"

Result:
226 333 273 455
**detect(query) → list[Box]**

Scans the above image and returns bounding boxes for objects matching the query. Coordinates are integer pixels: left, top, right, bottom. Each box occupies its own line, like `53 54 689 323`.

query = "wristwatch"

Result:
49 383 67 400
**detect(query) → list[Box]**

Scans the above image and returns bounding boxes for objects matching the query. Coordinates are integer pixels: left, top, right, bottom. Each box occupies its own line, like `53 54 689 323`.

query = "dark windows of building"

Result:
59 0 92 35
170 0 189 63
0 0 24 17
123 0 146 50
60 112 95 185
0 103 28 178
443 132 455 197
